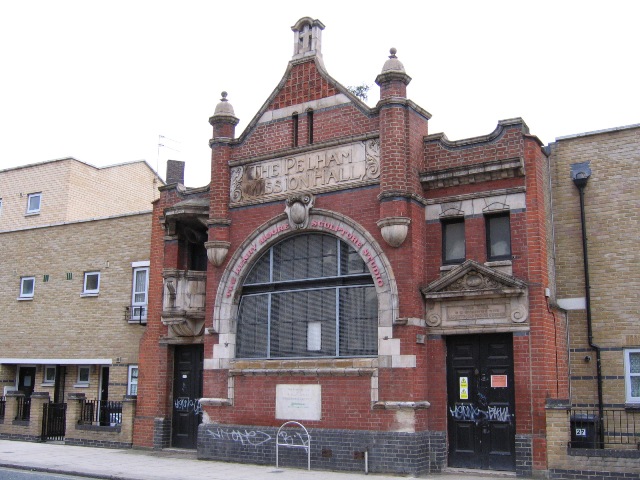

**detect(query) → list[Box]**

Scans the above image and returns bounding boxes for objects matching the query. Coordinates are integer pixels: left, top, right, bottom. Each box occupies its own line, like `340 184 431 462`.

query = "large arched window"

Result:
236 234 378 358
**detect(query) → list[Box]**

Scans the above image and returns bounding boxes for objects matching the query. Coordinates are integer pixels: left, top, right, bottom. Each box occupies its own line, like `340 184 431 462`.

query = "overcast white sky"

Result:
1 1 638 187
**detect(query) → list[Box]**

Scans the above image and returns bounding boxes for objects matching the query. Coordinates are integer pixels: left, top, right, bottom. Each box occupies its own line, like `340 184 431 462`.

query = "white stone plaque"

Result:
276 384 321 421
230 139 380 205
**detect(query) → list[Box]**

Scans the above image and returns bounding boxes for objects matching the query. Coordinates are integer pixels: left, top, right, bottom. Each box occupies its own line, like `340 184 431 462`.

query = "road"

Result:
0 467 94 480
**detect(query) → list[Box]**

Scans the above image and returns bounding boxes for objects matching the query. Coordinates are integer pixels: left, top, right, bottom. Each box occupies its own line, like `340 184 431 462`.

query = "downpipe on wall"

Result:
572 163 604 449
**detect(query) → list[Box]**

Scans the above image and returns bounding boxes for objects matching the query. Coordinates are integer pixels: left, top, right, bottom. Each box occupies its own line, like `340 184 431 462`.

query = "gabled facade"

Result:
135 18 565 477
0 157 161 444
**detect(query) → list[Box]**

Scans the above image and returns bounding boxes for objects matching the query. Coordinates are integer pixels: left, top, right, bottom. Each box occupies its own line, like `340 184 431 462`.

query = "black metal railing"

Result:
79 400 123 426
0 396 5 419
570 408 640 449
16 396 31 420
124 305 147 324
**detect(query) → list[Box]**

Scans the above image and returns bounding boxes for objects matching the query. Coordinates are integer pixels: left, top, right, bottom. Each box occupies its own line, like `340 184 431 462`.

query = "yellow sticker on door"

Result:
459 377 469 400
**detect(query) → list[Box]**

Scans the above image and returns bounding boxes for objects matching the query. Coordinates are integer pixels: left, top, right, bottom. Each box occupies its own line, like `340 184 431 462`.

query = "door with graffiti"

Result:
446 333 515 471
172 345 203 449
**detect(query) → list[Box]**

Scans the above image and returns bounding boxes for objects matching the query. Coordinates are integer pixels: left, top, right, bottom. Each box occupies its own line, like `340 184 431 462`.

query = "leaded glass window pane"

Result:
629 352 640 374
631 377 640 398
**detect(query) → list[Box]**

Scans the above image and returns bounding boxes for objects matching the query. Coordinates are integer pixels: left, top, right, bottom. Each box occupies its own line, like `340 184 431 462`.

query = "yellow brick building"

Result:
0 158 160 421
547 124 640 478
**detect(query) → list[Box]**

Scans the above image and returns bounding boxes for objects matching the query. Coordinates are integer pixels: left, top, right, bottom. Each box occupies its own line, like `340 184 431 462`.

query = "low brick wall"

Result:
63 394 136 448
198 423 446 475
546 400 640 479
0 391 49 441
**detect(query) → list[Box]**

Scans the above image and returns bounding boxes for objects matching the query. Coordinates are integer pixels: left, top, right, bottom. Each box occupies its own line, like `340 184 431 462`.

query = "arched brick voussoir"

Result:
212 209 399 365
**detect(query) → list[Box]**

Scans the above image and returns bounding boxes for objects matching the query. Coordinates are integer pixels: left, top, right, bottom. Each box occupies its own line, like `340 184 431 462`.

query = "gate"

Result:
42 402 66 441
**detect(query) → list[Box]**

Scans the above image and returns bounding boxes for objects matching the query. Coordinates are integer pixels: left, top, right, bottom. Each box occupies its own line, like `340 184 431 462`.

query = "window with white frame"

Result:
128 365 139 395
19 277 35 299
26 192 41 214
130 263 149 322
624 349 640 404
82 271 100 295
236 233 378 359
43 366 56 385
0 198 3 216
77 366 90 385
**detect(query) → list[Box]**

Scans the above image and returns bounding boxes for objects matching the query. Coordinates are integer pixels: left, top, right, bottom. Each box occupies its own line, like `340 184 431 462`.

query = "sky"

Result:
1 1 638 187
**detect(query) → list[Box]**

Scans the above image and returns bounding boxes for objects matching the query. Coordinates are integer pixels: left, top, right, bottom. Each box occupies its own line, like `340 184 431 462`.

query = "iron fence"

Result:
570 408 640 449
16 396 30 421
79 399 122 426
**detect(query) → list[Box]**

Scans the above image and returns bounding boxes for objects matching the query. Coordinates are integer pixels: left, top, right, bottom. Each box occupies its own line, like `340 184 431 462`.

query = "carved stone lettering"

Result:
230 140 380 205
446 304 506 321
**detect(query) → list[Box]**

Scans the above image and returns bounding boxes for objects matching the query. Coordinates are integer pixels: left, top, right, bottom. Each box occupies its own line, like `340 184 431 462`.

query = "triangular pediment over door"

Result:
421 260 529 335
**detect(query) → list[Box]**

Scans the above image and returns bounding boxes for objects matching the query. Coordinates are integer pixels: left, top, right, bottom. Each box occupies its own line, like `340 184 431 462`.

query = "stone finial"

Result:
291 17 325 61
381 48 406 74
213 91 235 117
209 91 239 130
375 47 412 89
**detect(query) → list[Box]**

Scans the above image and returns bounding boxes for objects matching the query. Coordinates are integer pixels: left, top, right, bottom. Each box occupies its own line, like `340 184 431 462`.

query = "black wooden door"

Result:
447 334 515 471
172 345 203 449
18 367 36 397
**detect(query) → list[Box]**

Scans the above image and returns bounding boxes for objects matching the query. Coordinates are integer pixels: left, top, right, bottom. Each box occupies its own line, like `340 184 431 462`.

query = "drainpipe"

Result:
571 162 604 448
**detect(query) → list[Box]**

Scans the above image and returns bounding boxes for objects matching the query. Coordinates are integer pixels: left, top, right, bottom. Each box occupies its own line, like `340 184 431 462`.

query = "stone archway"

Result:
210 209 398 367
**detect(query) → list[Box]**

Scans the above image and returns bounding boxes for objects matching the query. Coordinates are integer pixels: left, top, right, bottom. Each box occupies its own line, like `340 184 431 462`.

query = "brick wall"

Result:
0 213 151 399
550 125 640 408
0 158 159 232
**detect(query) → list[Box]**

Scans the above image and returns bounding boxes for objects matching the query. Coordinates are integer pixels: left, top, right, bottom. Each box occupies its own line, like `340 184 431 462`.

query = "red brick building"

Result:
134 17 566 476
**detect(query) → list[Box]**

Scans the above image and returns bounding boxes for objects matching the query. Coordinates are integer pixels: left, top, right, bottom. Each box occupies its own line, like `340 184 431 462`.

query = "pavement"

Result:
0 440 518 480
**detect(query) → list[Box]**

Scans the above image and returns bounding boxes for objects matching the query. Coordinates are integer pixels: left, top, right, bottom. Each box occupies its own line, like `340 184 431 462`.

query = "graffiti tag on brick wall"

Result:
174 397 202 416
277 430 309 447
449 404 511 422
205 427 272 446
